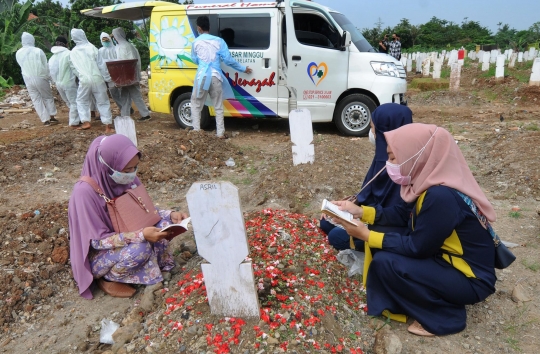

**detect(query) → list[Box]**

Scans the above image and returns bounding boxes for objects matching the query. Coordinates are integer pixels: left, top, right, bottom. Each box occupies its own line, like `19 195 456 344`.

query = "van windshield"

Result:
330 12 376 53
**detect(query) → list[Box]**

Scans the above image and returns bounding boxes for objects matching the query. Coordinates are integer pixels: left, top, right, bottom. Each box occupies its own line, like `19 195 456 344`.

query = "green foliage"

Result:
0 75 14 88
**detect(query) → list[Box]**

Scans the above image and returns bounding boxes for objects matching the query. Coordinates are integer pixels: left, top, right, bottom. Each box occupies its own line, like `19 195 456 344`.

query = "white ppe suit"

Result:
97 32 123 111
49 46 80 126
15 32 57 123
112 27 150 118
69 28 112 124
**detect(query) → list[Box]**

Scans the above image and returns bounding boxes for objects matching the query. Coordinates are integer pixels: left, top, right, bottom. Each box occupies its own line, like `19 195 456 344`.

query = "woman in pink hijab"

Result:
333 123 497 336
68 134 188 299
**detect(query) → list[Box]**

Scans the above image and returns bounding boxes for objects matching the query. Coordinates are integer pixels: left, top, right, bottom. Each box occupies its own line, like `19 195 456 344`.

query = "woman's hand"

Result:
143 227 171 243
331 200 364 219
170 211 189 224
332 218 371 242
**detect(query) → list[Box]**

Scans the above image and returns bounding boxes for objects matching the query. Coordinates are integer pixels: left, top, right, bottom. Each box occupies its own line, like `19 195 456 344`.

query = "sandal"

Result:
407 321 435 337
97 278 136 298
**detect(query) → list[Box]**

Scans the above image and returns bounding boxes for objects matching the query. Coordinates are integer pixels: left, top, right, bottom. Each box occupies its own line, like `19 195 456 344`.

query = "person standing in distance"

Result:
378 34 389 54
389 33 402 61
190 16 252 139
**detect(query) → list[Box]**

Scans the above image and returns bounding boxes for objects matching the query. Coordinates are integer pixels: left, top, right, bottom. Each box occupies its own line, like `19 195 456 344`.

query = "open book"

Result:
161 217 191 240
321 199 358 226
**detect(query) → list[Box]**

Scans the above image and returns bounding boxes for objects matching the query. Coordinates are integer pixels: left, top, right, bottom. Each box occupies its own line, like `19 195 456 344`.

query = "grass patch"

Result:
508 211 522 218
480 66 496 78
0 89 6 100
441 66 450 79
525 124 539 131
409 78 449 91
522 258 540 272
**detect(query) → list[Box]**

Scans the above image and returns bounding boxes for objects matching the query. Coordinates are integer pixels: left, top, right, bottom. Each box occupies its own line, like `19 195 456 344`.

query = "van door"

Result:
283 0 348 122
194 8 278 118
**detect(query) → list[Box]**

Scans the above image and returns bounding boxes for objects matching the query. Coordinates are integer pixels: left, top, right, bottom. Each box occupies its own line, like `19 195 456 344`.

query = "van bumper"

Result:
370 78 407 105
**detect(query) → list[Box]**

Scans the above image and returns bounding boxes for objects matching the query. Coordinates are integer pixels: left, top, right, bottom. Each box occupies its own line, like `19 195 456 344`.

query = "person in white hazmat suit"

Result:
69 28 113 133
15 32 58 126
111 27 151 121
97 32 123 112
48 36 80 128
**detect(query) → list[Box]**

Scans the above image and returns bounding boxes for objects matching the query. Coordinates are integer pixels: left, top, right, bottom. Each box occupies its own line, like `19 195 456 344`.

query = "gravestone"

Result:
186 181 260 318
529 47 536 61
504 49 509 60
524 51 529 61
449 63 461 91
422 58 431 77
470 51 476 61
482 52 490 71
458 49 465 65
490 49 498 64
509 53 518 68
478 50 484 62
289 109 314 165
495 55 506 80
432 58 443 80
507 49 513 62
406 57 413 72
530 58 540 86
416 56 422 74
518 52 523 63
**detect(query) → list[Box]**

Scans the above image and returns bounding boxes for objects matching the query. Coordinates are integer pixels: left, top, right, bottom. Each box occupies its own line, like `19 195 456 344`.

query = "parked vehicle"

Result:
83 0 407 136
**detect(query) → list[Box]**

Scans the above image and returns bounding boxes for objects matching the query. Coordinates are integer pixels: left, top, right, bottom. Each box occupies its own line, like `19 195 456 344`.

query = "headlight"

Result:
370 61 400 77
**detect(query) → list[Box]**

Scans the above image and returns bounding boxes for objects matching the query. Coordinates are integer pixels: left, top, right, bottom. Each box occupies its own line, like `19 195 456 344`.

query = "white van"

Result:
83 0 406 136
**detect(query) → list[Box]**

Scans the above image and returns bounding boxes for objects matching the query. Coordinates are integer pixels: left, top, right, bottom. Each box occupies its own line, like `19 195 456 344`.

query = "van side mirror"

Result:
340 31 351 51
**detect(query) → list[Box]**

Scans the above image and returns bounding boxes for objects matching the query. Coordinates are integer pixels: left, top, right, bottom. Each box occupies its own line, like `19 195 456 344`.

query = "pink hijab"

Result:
384 123 496 222
68 135 141 299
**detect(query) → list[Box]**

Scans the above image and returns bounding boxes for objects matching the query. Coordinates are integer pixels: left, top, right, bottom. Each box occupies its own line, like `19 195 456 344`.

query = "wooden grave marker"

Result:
289 109 315 165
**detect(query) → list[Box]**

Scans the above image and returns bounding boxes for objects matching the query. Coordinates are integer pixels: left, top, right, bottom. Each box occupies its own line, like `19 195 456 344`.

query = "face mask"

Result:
386 127 439 186
102 41 111 47
368 129 376 145
99 155 138 185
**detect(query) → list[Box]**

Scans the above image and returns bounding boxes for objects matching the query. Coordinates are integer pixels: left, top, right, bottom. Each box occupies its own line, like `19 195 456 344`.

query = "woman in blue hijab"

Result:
321 103 413 251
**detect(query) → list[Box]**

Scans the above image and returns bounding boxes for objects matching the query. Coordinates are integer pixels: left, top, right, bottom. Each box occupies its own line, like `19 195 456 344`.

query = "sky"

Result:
71 0 540 34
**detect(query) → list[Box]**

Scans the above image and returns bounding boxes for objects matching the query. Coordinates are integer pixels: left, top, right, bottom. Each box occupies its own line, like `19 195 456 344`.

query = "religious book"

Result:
161 217 191 240
321 199 358 226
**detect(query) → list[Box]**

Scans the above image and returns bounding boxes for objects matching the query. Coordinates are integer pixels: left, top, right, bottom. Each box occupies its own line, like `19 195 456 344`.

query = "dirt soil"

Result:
0 64 539 354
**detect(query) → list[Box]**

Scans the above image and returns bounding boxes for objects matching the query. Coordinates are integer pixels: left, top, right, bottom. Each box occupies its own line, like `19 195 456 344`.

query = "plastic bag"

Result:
114 116 137 147
100 318 120 344
336 249 365 277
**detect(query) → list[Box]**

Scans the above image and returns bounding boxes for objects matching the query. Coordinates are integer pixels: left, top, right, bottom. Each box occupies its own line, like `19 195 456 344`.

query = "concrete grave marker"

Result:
530 58 540 86
529 47 536 61
482 52 490 71
406 57 412 72
289 109 314 165
495 55 506 80
518 52 523 63
524 51 529 61
422 58 431 77
186 181 260 318
432 58 443 80
509 53 518 68
450 63 461 91
416 55 422 73
478 50 484 62
490 50 498 64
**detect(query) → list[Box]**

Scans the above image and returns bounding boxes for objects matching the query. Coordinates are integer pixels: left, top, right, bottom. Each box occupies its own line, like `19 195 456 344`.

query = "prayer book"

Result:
161 217 191 240
321 199 358 226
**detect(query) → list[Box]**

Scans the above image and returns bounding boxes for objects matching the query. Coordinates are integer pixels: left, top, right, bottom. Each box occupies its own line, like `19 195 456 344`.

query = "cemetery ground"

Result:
0 63 540 354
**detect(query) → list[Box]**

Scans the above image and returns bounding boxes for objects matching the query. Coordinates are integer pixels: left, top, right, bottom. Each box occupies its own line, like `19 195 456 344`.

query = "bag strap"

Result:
79 176 111 203
455 190 501 246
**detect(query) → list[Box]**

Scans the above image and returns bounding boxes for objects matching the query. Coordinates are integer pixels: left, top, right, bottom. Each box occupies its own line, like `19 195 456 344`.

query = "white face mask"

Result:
369 129 376 145
99 155 138 185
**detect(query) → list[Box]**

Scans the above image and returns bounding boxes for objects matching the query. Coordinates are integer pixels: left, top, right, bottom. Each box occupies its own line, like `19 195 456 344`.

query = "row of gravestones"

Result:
399 48 540 87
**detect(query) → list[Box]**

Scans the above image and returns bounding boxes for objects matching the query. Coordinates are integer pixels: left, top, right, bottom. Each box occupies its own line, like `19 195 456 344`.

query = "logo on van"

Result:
307 62 328 86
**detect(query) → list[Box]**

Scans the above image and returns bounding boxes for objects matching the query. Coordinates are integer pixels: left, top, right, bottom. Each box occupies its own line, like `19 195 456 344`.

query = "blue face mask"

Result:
102 41 112 47
99 155 138 185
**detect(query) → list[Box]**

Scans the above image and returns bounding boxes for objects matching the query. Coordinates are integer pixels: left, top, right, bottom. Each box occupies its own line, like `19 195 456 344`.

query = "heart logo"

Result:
307 62 328 86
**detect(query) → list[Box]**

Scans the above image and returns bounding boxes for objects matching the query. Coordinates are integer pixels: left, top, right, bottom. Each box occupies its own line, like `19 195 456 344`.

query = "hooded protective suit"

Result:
49 46 80 126
97 32 123 111
112 27 149 118
15 32 57 123
69 28 112 124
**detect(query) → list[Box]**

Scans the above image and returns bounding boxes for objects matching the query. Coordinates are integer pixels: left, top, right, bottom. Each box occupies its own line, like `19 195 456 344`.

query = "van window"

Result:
292 11 340 49
218 16 271 49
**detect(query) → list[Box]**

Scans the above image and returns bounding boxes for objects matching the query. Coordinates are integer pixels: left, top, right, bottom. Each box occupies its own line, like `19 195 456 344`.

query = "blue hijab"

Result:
357 103 413 206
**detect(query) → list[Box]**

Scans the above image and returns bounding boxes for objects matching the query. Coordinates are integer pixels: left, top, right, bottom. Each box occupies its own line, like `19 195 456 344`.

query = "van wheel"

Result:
172 92 211 129
333 94 376 136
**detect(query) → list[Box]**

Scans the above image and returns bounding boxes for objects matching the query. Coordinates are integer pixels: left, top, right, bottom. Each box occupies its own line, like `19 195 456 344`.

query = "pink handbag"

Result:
80 176 161 233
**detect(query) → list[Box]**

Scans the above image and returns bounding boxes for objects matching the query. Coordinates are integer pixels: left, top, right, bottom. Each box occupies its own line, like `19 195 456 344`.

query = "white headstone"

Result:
529 47 536 61
524 51 529 61
449 63 461 91
289 109 314 165
518 52 523 63
495 54 506 79
490 50 498 64
470 51 476 61
401 56 407 66
406 58 413 72
509 53 518 68
530 58 540 86
422 58 431 77
478 50 484 61
507 49 513 62
416 56 422 74
482 52 490 71
504 49 509 60
432 58 443 80
412 52 417 60
186 181 260 318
